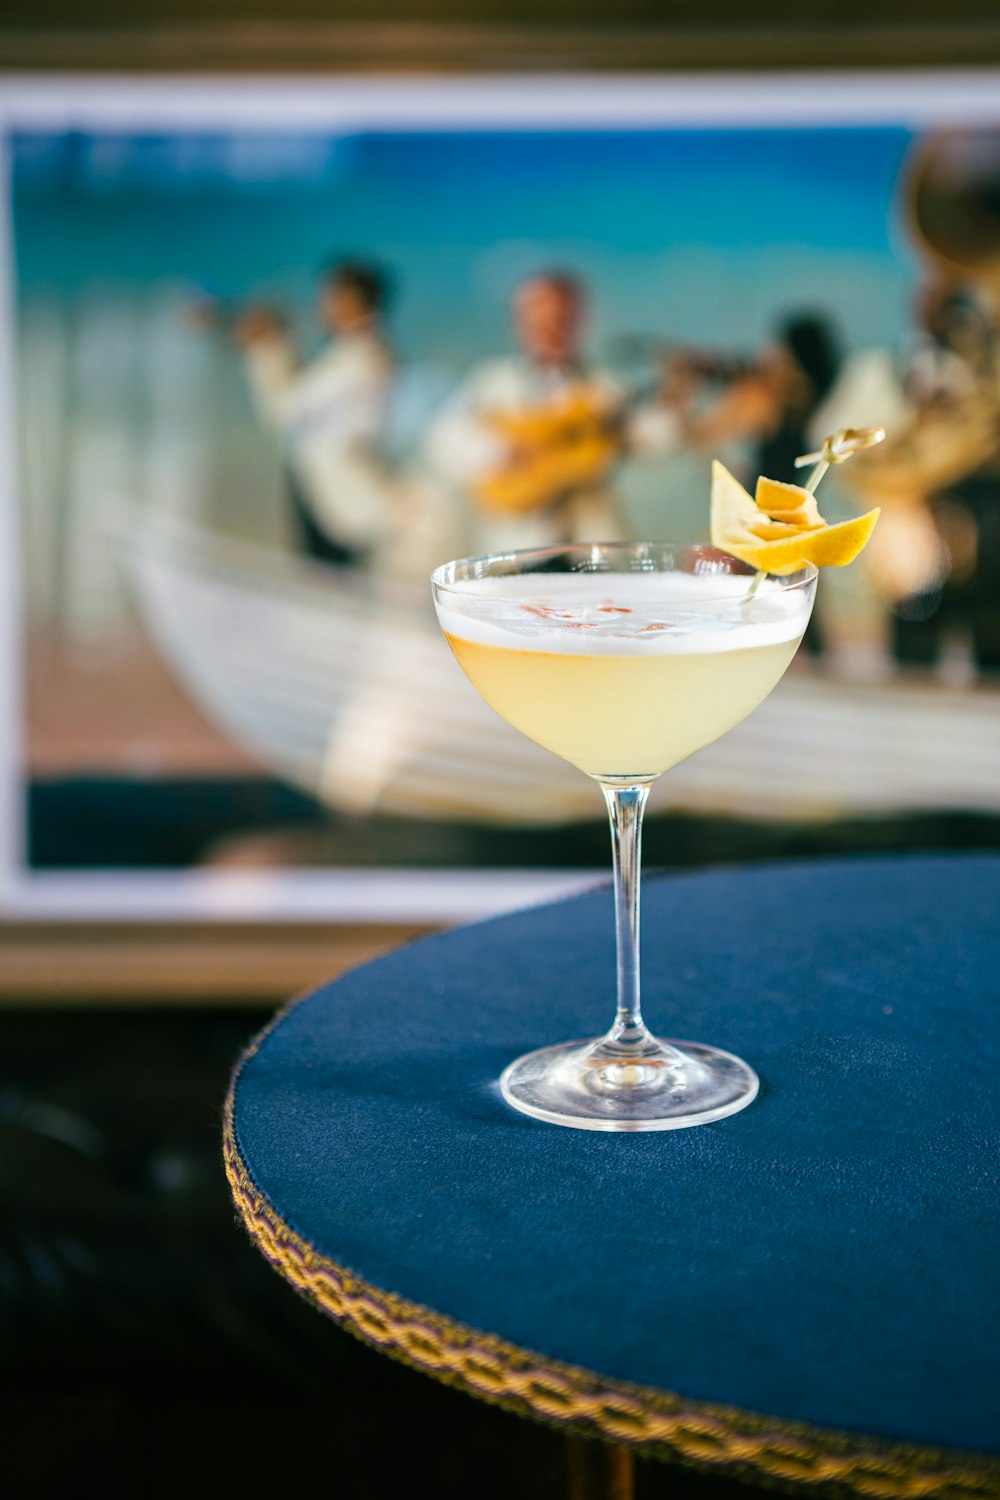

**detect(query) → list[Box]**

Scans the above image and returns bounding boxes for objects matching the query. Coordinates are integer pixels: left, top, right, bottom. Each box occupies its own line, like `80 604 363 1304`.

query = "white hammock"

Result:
127 511 1000 826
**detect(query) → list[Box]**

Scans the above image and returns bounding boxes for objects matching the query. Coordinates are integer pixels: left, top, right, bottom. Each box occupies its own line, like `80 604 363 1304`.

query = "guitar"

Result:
472 386 624 516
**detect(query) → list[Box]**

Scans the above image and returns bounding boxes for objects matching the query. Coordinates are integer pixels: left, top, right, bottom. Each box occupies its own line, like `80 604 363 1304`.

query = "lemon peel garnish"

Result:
711 461 880 576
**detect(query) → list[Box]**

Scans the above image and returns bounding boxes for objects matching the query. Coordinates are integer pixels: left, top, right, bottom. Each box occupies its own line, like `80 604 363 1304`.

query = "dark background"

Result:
0 1003 808 1500
4 1 1000 71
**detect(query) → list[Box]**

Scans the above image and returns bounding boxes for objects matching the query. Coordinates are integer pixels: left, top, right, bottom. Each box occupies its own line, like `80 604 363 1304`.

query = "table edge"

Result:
223 1001 1000 1499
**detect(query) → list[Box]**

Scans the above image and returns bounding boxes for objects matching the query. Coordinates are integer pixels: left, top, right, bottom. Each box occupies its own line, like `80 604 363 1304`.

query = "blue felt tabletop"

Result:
231 855 1000 1456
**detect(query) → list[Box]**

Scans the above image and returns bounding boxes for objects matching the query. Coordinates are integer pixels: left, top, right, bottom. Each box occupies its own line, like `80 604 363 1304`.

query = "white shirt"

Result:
244 329 395 551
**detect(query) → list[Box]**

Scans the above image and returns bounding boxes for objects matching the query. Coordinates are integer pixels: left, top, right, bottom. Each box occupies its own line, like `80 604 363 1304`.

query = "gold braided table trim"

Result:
224 1017 1000 1500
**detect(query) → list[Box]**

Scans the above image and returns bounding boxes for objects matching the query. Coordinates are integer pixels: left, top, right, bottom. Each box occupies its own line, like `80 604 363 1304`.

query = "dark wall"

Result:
4 1 1000 70
5 0 1000 22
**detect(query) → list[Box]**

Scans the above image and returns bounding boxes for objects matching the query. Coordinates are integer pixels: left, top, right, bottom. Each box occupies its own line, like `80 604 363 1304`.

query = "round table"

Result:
225 856 1000 1497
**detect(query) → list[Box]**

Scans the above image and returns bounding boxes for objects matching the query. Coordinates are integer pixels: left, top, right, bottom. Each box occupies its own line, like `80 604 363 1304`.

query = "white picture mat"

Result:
0 68 997 924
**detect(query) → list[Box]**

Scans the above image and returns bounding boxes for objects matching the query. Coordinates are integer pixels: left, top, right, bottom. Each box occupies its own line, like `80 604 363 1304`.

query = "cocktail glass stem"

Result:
598 783 686 1069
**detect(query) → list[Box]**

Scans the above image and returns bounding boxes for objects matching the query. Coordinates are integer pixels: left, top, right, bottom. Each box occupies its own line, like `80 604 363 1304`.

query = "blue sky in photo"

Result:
11 126 920 364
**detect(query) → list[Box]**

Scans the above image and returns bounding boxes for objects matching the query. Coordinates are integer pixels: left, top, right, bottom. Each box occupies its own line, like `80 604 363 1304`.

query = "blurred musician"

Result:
234 260 396 565
903 278 993 410
677 315 842 486
424 271 679 551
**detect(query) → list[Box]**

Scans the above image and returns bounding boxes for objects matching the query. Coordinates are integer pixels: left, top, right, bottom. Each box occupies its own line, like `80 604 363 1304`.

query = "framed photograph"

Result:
2 71 1000 923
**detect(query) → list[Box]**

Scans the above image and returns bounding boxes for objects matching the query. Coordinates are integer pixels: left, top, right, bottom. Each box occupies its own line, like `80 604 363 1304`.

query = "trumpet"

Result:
606 335 757 384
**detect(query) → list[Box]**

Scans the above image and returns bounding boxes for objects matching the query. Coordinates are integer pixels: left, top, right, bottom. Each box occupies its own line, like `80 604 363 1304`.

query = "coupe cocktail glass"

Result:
432 543 816 1131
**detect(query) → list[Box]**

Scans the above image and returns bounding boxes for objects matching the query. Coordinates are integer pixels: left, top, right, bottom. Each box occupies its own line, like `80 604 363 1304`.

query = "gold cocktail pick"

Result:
793 424 887 494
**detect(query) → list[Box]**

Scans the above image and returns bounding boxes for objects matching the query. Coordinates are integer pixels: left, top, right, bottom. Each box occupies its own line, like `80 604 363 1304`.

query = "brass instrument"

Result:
607 335 756 384
909 128 1000 295
854 127 1000 504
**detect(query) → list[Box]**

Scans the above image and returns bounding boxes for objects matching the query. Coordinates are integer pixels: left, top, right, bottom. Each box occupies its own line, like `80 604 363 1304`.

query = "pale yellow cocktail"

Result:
445 634 799 779
438 571 807 781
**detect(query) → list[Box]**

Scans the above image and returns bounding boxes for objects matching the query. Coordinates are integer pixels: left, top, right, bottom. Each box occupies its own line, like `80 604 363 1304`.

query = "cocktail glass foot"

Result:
499 1035 758 1132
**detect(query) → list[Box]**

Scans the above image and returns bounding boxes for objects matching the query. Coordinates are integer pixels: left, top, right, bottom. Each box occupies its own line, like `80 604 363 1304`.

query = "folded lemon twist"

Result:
710 461 880 576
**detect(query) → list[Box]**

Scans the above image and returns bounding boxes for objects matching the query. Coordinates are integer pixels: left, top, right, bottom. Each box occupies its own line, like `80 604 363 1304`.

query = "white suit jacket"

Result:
244 330 395 551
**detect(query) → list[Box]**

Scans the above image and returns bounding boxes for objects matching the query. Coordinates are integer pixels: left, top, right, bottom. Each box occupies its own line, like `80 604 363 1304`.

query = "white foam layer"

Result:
435 571 810 655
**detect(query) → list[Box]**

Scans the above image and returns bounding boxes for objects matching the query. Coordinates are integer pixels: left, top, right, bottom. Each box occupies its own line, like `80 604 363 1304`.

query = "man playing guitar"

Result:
425 271 679 553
